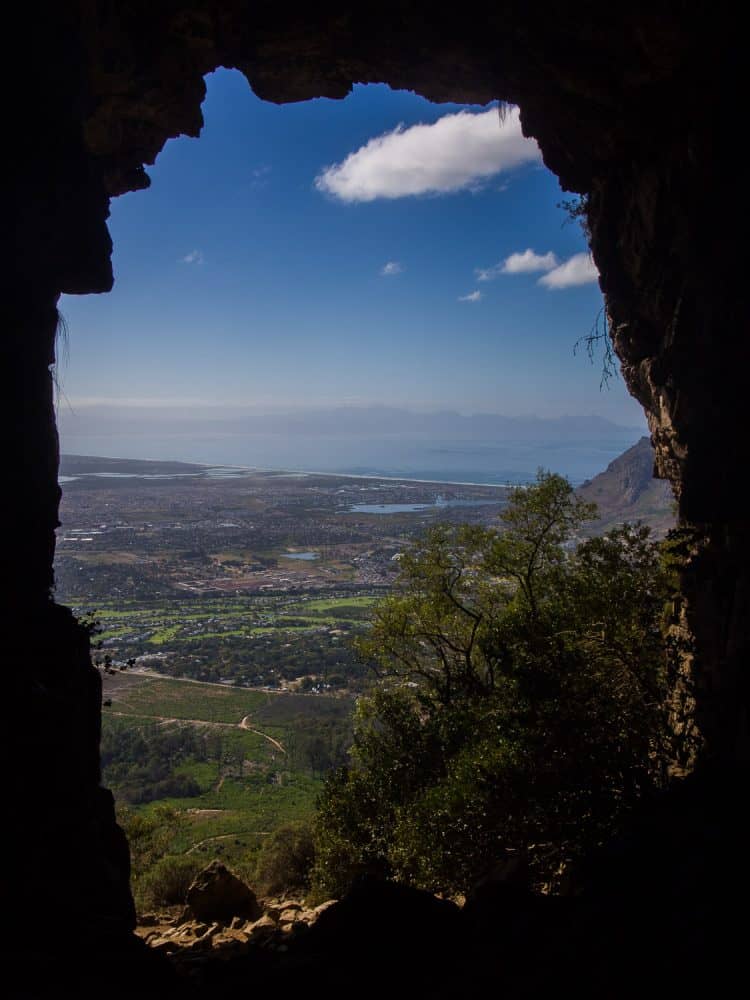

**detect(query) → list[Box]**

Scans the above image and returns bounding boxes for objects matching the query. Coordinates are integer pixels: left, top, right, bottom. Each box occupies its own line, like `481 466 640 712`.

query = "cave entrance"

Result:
51 69 646 904
10 12 748 989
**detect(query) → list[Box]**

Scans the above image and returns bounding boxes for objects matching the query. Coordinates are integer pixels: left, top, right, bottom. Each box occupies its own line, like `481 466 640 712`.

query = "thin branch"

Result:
574 307 617 390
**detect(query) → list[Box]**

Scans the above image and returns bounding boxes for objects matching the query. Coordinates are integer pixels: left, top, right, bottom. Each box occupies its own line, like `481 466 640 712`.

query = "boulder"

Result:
246 914 278 947
304 875 462 961
184 861 263 925
148 937 181 955
211 928 252 955
248 914 276 935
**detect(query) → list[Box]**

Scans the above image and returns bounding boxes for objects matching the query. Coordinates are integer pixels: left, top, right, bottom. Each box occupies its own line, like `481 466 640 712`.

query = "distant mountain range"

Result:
576 436 676 537
220 407 643 440
59 403 643 441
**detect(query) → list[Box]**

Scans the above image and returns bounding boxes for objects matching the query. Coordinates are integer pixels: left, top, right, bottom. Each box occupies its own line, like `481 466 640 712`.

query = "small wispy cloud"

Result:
315 106 540 203
249 164 272 190
538 252 599 289
476 249 558 281
180 249 203 265
458 290 483 303
381 261 403 276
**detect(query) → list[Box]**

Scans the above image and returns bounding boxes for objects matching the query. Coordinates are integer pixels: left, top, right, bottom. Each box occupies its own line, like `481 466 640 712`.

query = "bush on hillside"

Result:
254 822 316 897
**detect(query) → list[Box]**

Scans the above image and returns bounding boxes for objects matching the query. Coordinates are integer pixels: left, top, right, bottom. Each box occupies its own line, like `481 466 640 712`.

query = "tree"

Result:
254 822 316 896
312 472 674 898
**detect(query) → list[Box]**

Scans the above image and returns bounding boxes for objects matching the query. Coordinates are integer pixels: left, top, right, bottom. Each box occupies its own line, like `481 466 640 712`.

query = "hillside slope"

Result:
577 436 675 538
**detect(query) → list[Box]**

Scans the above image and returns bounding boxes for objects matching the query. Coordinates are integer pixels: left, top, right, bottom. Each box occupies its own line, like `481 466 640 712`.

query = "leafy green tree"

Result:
312 472 674 898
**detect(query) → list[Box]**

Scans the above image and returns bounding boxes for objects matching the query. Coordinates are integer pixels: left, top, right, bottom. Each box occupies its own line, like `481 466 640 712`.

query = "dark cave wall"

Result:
2 6 131 939
585 48 750 763
4 0 748 943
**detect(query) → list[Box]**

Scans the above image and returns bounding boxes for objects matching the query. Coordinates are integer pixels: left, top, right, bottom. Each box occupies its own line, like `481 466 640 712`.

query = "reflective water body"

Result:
59 434 643 486
347 499 503 515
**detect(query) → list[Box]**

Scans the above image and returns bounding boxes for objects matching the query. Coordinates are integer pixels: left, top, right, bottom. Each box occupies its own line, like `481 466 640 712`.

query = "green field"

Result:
286 596 379 614
101 672 354 908
105 675 270 722
73 591 378 648
73 589 380 693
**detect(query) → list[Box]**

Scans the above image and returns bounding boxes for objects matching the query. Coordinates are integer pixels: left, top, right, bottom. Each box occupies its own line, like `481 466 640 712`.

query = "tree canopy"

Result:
312 471 675 897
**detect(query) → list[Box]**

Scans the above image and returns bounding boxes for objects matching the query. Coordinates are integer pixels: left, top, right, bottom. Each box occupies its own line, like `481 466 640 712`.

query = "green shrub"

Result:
254 822 315 897
138 854 204 908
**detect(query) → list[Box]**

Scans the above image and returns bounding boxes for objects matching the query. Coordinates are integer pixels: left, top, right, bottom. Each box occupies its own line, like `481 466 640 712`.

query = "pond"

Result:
346 499 504 515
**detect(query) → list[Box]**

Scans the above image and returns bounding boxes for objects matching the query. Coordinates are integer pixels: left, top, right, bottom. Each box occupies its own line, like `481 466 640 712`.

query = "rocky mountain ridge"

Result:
577 436 675 537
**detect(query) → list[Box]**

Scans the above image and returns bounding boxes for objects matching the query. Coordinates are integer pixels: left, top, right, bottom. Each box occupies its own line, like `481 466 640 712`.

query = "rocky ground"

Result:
136 860 337 970
126 771 748 997
138 899 336 960
9 770 746 999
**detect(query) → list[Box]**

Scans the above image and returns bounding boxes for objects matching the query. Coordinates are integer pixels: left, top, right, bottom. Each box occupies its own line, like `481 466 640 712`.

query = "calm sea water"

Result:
59 433 641 486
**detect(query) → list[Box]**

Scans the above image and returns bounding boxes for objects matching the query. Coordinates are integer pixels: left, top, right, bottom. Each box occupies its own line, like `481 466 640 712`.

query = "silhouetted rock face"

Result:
5 6 750 992
184 862 263 924
305 875 462 957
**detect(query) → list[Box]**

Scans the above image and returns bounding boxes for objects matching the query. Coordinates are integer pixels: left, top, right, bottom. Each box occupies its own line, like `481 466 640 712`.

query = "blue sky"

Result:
58 69 645 428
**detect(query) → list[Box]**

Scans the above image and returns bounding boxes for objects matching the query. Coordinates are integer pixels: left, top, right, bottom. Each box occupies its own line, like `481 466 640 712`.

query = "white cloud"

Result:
475 247 597 290
475 265 499 282
538 252 599 289
180 249 203 264
458 290 483 303
315 106 540 202
477 249 559 279
381 261 403 276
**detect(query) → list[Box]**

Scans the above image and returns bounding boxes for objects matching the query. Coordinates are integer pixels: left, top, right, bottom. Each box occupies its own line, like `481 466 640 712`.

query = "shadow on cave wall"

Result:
4 4 749 995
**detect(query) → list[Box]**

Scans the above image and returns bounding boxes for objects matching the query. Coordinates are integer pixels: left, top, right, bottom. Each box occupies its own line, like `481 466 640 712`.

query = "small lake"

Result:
347 499 504 515
280 551 319 561
204 467 254 478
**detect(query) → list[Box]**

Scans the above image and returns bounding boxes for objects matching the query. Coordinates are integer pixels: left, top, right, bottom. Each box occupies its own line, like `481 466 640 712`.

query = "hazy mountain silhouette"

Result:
60 404 643 440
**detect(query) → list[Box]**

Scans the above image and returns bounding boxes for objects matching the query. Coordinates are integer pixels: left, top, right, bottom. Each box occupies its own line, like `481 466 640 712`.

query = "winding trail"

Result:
108 709 236 729
185 831 272 855
239 716 286 754
106 706 286 754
